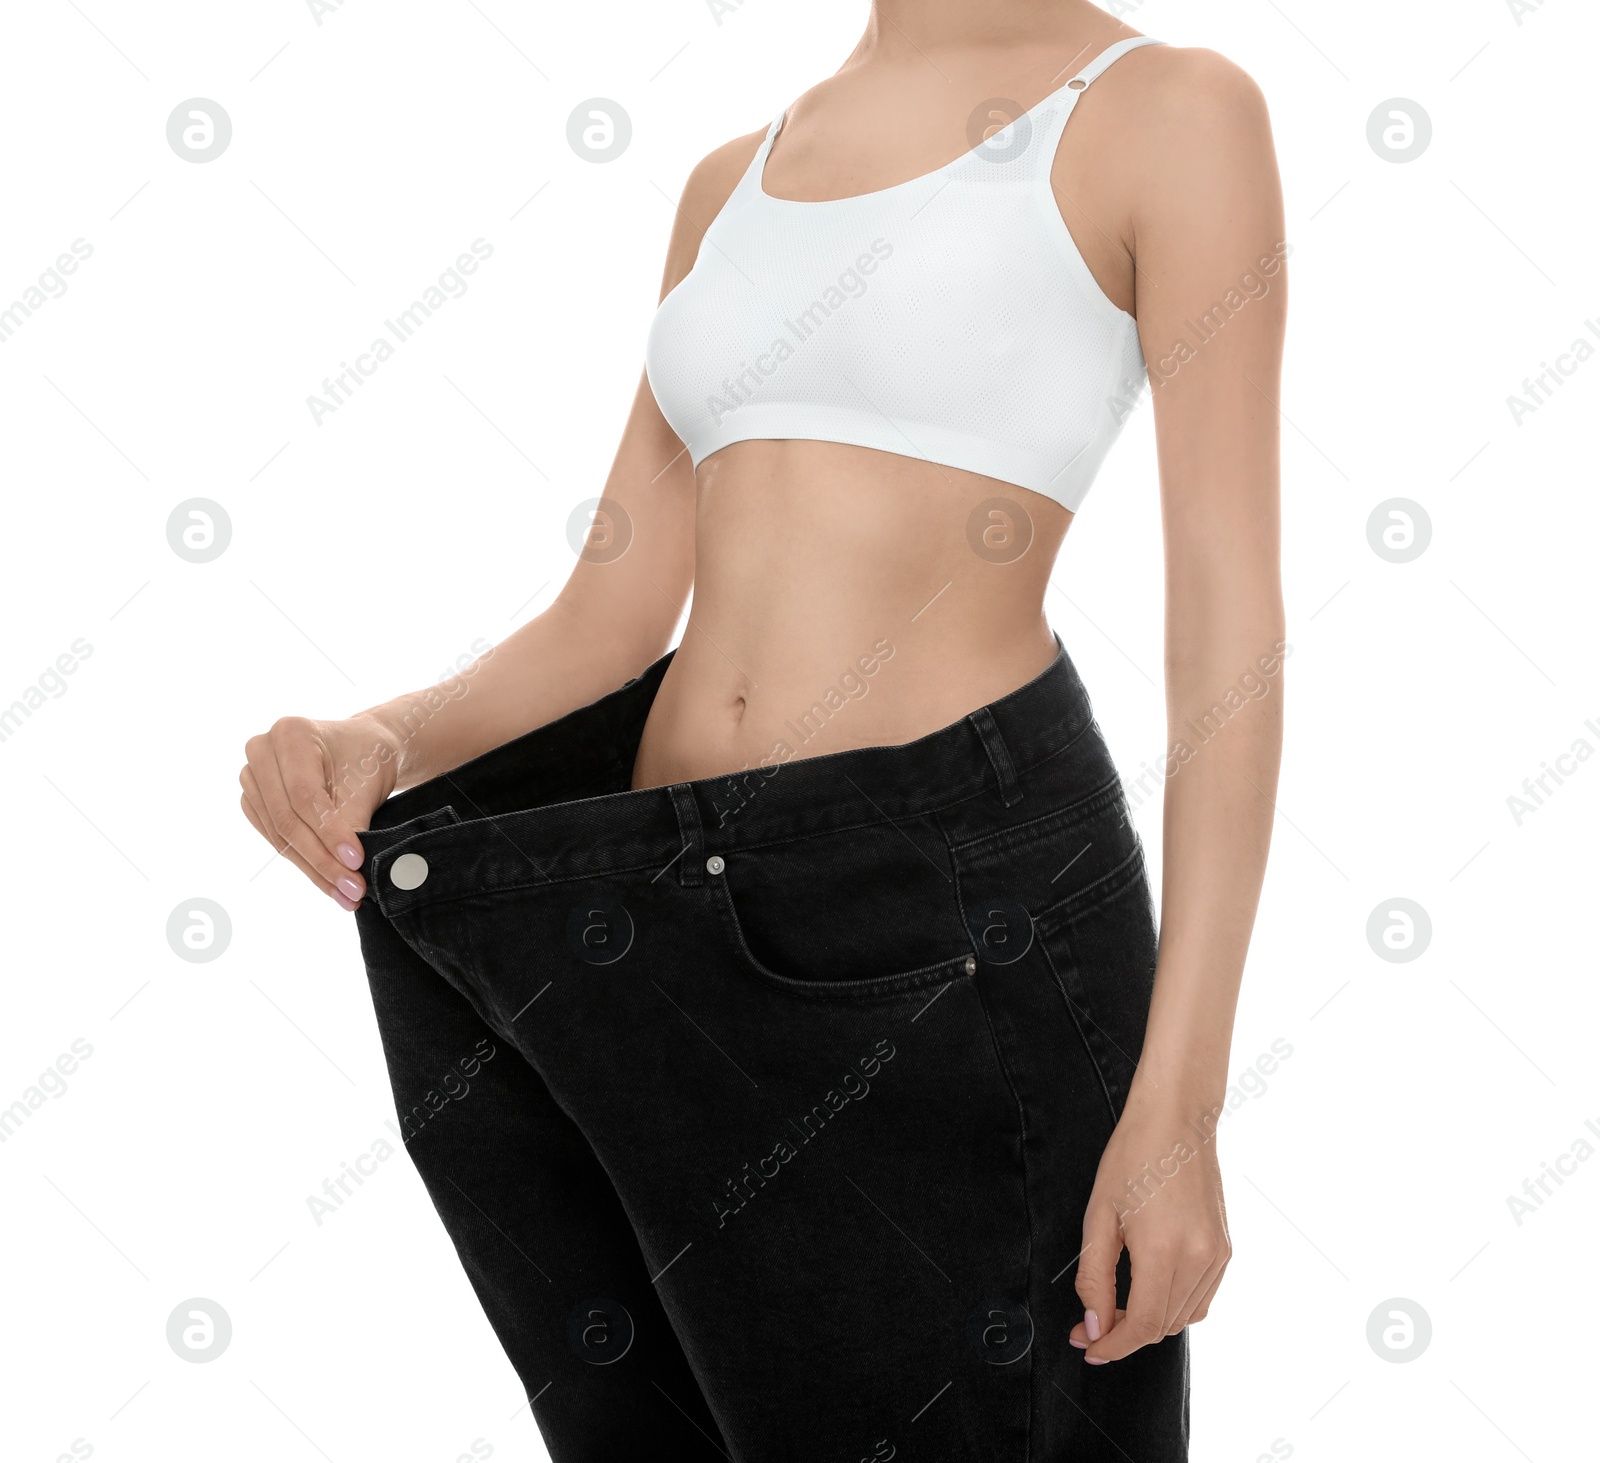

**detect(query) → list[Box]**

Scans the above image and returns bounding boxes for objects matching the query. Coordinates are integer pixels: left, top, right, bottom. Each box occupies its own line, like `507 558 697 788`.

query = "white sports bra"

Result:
645 36 1164 514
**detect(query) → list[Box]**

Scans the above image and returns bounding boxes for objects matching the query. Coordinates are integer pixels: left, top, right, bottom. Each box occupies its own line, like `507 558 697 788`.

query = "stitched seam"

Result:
697 710 1097 845
708 875 973 1003
972 969 1037 1461
376 799 1135 924
378 733 1116 918
970 707 1020 805
381 778 1070 911
1033 841 1146 931
1039 937 1120 1129
948 817 1035 1462
378 770 1052 906
945 774 1125 857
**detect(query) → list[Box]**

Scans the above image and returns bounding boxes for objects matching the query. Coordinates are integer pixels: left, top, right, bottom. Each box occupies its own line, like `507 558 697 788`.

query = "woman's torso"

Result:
630 23 1154 791
629 442 1070 787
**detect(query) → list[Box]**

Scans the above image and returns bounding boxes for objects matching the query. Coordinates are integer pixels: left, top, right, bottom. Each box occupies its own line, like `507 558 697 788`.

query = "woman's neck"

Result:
850 0 1116 69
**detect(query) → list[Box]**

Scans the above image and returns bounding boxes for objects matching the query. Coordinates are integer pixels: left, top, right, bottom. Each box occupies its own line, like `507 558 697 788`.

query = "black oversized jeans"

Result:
353 636 1189 1462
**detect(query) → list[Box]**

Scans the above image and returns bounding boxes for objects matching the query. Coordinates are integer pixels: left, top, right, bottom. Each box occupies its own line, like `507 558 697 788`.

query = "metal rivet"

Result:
964 955 978 976
389 852 429 890
705 855 725 876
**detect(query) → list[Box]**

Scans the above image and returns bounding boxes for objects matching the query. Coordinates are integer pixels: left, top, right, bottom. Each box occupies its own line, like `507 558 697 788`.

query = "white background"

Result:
2 1 1595 1459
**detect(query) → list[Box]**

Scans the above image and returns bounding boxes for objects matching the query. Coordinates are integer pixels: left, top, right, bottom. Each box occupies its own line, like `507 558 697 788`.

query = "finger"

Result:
242 737 369 904
1161 1248 1221 1336
1177 1251 1230 1329
317 740 388 864
1074 1306 1130 1350
263 724 361 864
1086 1246 1172 1363
241 792 358 907
1071 1196 1123 1354
248 732 366 900
239 768 275 847
240 768 311 882
240 761 307 868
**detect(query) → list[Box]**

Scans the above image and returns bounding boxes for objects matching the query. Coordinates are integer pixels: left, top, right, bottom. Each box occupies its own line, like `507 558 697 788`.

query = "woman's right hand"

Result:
239 712 402 909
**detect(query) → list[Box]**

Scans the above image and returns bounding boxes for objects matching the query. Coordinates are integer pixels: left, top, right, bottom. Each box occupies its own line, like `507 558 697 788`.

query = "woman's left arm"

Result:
1071 46 1288 1365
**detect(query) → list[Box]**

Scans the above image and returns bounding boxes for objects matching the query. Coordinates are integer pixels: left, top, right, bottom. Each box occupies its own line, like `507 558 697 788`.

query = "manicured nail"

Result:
337 843 363 870
1085 1309 1102 1343
1086 1356 1108 1366
331 888 359 912
336 876 363 903
1069 1336 1087 1350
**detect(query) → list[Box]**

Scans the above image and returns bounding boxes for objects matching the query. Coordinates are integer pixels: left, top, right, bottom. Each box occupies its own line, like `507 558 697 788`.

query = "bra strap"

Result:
735 108 788 201
1024 35 1165 180
1064 34 1166 92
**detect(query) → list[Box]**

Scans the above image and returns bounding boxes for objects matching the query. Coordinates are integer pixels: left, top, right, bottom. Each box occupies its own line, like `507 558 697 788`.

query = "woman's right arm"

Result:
239 131 765 907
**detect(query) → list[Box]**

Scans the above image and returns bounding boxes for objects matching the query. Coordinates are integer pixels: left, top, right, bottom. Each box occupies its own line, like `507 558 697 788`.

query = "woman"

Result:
241 3 1285 1458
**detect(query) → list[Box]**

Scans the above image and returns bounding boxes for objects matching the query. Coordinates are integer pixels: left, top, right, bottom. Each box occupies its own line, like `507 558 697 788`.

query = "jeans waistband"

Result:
359 632 1096 918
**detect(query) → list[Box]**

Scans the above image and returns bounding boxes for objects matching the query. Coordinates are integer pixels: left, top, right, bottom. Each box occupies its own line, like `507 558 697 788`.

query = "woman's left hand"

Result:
1069 1096 1232 1363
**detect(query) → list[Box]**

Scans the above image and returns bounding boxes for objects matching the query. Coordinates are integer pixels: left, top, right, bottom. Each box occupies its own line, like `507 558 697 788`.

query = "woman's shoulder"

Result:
1095 42 1271 143
655 123 770 296
678 125 770 221
1060 39 1278 231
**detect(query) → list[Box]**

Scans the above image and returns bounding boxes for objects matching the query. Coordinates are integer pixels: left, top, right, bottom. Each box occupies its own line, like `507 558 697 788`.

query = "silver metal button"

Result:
389 852 429 890
705 855 725 876
964 955 978 976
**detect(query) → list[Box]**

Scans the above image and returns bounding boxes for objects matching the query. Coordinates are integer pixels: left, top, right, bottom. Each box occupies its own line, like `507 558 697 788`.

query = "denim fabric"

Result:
353 636 1189 1462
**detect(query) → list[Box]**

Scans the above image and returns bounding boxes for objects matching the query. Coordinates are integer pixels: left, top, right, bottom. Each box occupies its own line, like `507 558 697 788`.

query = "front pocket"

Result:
710 875 975 1001
705 828 977 1002
1033 845 1160 1119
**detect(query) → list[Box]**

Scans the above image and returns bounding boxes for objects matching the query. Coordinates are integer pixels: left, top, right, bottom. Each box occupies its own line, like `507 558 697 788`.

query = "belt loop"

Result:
668 783 705 886
968 706 1023 808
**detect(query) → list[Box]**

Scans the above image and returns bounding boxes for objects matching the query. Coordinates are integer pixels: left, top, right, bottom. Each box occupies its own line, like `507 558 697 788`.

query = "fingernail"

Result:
1068 1336 1087 1349
331 888 359 912
1086 1356 1108 1366
336 876 363 903
1085 1309 1102 1343
337 843 363 870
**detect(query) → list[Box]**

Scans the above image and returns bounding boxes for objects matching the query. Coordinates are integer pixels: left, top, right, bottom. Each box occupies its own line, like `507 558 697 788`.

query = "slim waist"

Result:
359 631 1102 918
